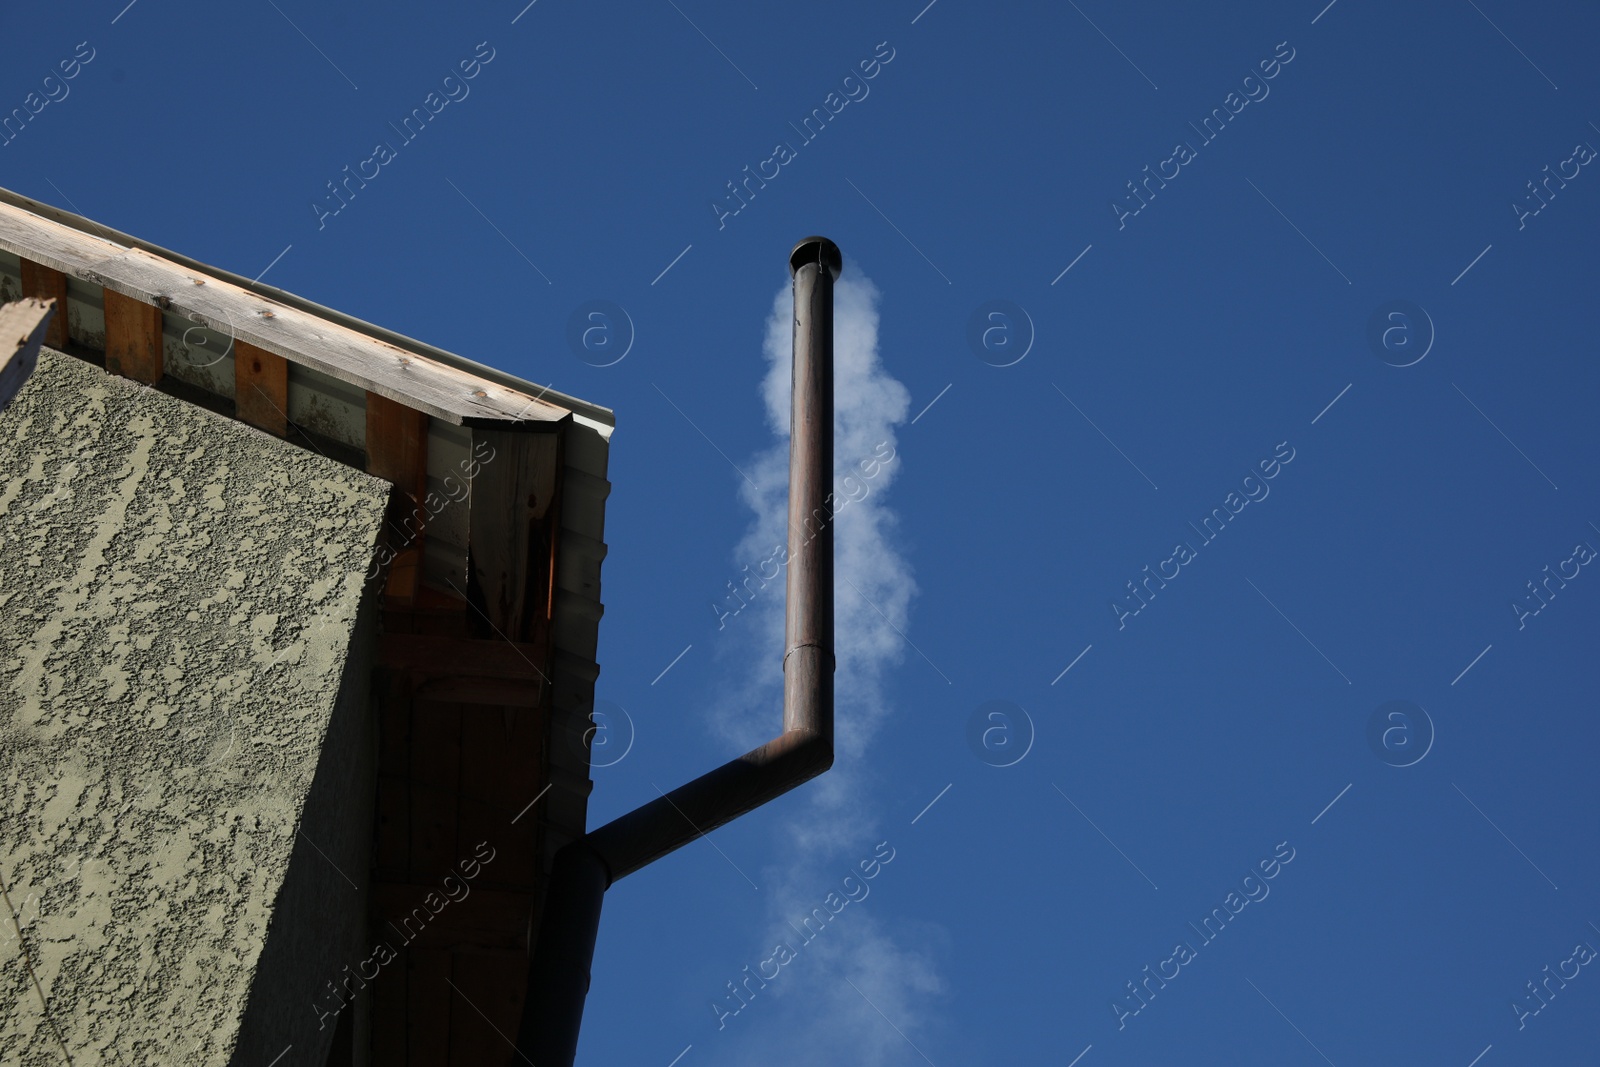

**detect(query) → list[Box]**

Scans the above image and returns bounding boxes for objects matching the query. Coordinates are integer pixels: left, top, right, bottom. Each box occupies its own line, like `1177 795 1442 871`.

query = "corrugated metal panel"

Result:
558 469 610 543
563 417 611 476
554 529 607 607
545 644 600 852
539 418 612 858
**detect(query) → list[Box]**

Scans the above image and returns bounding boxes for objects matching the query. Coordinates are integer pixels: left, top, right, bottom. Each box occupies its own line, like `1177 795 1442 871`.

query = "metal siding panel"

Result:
63 274 104 350
288 360 366 450
162 312 235 399
554 529 606 603
563 422 610 480
558 473 609 545
539 426 609 870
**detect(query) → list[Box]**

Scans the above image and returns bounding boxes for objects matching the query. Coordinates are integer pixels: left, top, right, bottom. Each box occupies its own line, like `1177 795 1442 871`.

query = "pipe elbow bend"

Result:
786 727 834 778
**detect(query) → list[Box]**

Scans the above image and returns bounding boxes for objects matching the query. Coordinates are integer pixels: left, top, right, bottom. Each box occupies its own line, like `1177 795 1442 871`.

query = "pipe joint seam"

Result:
782 641 834 671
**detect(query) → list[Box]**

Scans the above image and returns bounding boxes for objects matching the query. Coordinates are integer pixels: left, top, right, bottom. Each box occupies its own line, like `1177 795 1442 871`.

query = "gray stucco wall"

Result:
0 349 390 1065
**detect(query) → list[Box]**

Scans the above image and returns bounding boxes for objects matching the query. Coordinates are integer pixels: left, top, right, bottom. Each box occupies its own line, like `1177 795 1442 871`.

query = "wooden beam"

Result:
367 958 406 1067
382 583 470 638
408 701 461 881
367 393 430 605
102 287 164 384
0 299 54 413
469 430 563 641
372 884 532 953
366 392 429 497
378 634 547 679
456 701 541 887
407 948 453 1065
234 340 288 434
378 544 420 605
373 670 413 884
377 628 549 705
0 200 579 428
19 258 67 348
448 951 528 1065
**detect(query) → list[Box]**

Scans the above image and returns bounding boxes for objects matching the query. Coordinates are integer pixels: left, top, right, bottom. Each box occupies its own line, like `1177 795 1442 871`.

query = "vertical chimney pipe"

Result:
516 237 841 1066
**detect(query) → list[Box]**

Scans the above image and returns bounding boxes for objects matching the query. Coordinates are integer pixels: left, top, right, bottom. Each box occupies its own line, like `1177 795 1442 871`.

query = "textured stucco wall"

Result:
0 349 390 1065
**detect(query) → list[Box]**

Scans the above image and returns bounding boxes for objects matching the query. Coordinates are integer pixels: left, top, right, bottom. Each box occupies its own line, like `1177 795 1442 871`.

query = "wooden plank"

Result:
373 884 531 954
535 452 565 656
378 634 547 681
407 948 453 1065
462 430 560 913
369 668 411 1065
368 396 430 606
408 700 461 882
457 706 541 888
382 584 471 639
102 287 163 383
367 393 430 497
409 675 542 709
375 772 413 885
469 430 563 641
448 950 528 1064
368 948 407 1067
0 298 53 412
234 339 288 434
0 201 127 273
373 670 412 884
18 258 67 348
325 1000 355 1067
382 544 422 606
378 629 546 706
0 201 575 427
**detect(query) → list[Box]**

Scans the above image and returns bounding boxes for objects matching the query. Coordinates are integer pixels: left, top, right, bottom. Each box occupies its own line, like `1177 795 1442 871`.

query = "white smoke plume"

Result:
714 267 914 759
700 266 944 1065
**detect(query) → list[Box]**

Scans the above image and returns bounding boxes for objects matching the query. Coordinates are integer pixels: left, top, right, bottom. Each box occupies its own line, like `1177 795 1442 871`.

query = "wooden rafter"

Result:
234 340 288 435
103 288 163 384
19 258 67 348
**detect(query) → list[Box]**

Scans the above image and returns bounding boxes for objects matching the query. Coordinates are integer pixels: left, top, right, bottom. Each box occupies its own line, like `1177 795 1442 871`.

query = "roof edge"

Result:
0 186 615 435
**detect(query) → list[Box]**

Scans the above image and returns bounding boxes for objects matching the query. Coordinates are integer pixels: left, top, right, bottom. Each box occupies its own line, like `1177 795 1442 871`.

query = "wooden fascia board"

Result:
0 199 570 428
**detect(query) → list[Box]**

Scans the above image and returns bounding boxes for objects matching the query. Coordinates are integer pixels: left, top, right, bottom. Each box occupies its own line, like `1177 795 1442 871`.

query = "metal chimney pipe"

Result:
516 237 841 1066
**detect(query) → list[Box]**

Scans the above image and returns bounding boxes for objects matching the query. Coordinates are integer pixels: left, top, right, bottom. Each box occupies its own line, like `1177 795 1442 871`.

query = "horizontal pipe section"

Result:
587 727 833 881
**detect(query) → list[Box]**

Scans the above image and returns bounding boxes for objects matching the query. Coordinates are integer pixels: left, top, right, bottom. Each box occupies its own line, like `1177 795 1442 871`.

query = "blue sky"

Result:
7 1 1600 1064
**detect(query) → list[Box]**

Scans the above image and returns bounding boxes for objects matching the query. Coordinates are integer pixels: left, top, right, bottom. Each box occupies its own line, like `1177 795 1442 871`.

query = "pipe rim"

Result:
789 236 843 279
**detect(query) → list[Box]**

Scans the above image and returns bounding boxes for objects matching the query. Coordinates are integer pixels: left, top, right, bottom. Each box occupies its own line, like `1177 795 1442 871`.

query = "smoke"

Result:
715 266 914 761
701 265 943 1065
